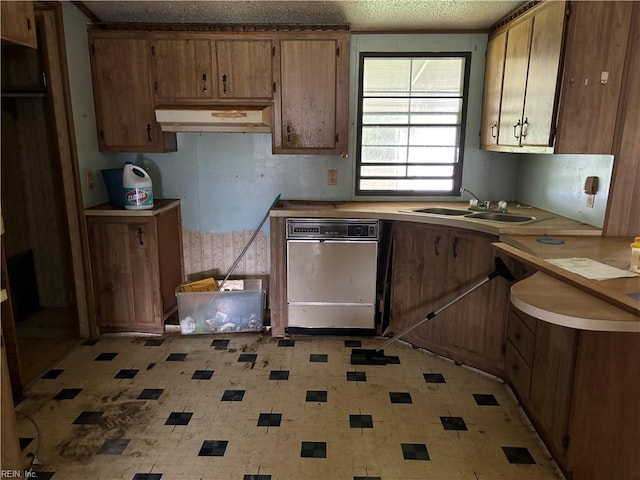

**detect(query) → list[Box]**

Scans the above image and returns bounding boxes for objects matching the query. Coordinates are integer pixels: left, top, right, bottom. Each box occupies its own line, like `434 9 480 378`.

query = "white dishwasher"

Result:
286 219 378 334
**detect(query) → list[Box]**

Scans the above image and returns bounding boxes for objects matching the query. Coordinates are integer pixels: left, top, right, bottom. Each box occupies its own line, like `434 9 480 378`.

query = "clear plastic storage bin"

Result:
176 279 265 335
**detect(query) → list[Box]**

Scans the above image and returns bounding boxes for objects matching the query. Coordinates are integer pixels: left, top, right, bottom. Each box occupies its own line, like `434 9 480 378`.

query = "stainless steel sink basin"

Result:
412 207 469 216
465 212 536 222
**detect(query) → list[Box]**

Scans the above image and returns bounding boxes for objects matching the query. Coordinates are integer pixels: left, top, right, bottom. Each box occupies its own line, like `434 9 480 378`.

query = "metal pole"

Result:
375 275 493 352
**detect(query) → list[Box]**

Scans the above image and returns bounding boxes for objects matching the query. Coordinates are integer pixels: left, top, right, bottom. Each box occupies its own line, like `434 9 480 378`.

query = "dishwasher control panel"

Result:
287 219 378 240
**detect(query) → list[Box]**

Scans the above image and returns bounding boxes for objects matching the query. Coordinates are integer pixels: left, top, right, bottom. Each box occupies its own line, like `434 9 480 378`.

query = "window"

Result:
356 53 471 196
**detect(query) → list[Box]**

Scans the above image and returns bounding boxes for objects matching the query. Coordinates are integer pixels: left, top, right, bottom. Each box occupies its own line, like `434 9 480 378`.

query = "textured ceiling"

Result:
82 1 525 31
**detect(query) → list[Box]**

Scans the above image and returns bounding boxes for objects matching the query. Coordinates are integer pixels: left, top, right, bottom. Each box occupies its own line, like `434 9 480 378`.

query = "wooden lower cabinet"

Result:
528 320 576 464
504 307 535 401
86 201 184 334
506 306 640 479
390 222 510 376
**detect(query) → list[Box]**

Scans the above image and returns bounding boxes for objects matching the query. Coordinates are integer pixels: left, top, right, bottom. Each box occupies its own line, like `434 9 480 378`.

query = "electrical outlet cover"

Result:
328 169 338 185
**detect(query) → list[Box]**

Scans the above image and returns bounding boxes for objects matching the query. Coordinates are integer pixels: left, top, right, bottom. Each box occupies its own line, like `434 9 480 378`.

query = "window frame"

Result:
355 51 472 197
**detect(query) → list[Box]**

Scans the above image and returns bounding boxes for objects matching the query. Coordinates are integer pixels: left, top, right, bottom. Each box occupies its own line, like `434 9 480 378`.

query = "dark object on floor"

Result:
351 257 515 365
350 348 397 365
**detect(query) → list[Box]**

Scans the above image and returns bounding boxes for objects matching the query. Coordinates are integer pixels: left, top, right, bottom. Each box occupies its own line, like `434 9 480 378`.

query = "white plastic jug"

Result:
123 162 154 210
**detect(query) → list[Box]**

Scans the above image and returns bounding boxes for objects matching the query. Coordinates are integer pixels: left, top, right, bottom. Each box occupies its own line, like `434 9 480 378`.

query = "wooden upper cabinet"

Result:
521 1 565 147
274 34 350 155
555 1 633 154
603 3 640 236
1 1 37 49
482 0 566 153
151 38 215 102
89 34 176 152
499 18 532 148
499 0 566 150
150 37 272 103
215 40 273 100
482 1 635 155
480 31 506 148
88 29 350 154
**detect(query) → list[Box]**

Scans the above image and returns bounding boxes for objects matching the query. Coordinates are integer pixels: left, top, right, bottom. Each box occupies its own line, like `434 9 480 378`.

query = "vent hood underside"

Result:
155 105 272 133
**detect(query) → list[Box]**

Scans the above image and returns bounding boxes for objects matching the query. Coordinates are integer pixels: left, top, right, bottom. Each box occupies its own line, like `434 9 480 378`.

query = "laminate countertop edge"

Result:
493 235 639 332
270 201 602 237
84 199 180 217
510 272 640 333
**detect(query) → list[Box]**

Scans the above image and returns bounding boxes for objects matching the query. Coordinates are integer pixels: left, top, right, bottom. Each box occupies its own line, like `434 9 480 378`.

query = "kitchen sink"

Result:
411 207 469 216
465 212 536 222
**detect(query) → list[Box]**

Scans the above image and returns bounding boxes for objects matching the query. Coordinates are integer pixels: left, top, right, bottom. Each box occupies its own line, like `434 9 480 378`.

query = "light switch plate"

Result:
328 169 337 185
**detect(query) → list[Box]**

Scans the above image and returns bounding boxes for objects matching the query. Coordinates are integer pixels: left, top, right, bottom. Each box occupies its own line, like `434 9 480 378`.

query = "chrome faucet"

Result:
460 187 484 205
460 187 508 213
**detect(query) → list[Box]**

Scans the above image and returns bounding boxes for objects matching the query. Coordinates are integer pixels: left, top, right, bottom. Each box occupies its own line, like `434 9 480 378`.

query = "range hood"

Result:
155 105 272 133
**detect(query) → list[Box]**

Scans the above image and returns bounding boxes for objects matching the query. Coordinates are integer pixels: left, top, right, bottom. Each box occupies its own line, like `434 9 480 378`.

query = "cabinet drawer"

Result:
505 341 532 402
507 308 535 365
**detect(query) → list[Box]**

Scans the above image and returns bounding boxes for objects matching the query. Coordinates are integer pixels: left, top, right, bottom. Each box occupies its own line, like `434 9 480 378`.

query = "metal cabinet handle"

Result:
434 235 441 256
285 125 292 145
491 121 498 139
452 236 459 258
146 124 152 142
222 74 228 94
521 117 529 138
202 73 208 93
513 119 521 139
137 227 144 246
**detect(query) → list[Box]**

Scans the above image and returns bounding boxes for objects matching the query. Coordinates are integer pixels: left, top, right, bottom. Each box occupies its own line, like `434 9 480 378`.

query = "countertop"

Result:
270 200 601 236
272 200 637 331
495 235 639 331
509 272 639 332
84 198 180 217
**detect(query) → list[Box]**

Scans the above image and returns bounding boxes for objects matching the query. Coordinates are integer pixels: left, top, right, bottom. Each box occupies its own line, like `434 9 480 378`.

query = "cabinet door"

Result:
504 340 532 402
88 218 163 333
215 40 273 100
156 206 184 315
89 35 176 152
603 3 640 235
520 0 565 147
390 223 449 345
555 1 633 154
442 231 509 365
529 321 576 462
499 18 532 147
275 36 349 154
0 1 36 49
481 32 506 148
151 38 214 102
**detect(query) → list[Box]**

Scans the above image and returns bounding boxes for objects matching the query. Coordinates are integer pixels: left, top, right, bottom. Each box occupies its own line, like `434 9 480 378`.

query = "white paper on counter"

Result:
545 257 640 281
